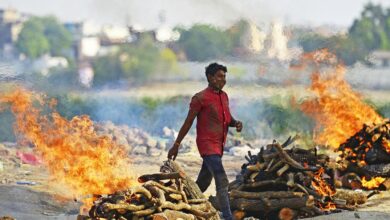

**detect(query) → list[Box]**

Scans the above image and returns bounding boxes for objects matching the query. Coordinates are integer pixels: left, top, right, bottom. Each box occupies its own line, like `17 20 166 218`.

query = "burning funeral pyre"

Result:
83 160 220 220
295 49 390 191
224 136 344 219
337 119 390 190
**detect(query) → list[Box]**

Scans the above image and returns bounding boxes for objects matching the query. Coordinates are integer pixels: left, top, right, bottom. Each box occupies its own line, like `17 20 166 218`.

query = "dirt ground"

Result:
2 147 390 220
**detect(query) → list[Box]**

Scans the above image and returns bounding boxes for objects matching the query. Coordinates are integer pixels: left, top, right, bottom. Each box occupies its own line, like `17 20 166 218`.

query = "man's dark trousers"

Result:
195 154 232 220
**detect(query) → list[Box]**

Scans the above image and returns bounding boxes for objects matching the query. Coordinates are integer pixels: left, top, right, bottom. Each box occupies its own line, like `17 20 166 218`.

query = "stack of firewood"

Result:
337 120 390 190
226 136 345 219
82 160 219 220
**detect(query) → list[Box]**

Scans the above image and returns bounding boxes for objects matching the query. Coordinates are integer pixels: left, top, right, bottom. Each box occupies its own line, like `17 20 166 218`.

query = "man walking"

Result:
167 63 242 220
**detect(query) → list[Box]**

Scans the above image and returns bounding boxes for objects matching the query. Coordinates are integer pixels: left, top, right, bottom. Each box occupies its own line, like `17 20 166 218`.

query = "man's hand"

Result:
235 120 243 132
167 143 180 160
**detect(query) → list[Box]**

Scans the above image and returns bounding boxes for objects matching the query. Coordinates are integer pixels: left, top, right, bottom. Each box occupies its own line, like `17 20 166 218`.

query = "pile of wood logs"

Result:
83 160 219 220
337 120 390 190
226 136 343 219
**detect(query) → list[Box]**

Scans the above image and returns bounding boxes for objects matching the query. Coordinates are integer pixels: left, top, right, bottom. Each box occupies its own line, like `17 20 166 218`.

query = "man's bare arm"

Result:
167 109 198 160
229 116 243 132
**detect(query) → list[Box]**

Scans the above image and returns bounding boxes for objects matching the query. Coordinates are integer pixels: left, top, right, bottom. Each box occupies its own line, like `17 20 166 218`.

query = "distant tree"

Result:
92 35 179 86
349 3 389 51
39 16 72 56
92 54 123 86
297 3 390 66
176 24 233 61
16 18 50 59
16 16 72 59
226 19 250 48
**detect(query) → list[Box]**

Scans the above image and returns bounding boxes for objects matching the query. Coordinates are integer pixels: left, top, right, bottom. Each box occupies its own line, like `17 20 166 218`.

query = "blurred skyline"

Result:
1 0 390 29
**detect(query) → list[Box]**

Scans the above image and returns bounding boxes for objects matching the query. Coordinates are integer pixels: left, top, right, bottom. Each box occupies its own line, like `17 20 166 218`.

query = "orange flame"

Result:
0 88 136 210
311 168 336 197
299 49 383 148
311 167 336 211
361 176 386 190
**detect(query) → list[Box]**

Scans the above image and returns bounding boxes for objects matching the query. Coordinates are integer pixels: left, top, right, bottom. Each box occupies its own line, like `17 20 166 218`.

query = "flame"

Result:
383 138 390 153
0 88 136 211
311 168 336 197
311 167 336 211
361 177 386 189
299 49 383 148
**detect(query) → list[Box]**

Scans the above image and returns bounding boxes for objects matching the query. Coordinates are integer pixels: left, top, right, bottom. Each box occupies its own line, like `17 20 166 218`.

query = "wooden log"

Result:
281 134 300 148
263 153 279 162
153 210 196 220
160 160 205 199
246 162 266 172
341 173 362 190
144 181 182 195
287 172 295 187
167 193 182 201
125 186 153 200
188 198 209 204
228 179 241 191
132 207 157 216
230 190 305 199
363 163 390 177
102 203 146 212
249 172 259 182
237 180 287 191
152 213 168 220
233 210 246 220
334 189 368 205
291 183 310 195
272 143 318 171
267 160 284 173
277 164 290 176
138 172 185 183
230 195 314 212
278 207 297 220
379 178 390 190
265 158 276 171
160 160 220 220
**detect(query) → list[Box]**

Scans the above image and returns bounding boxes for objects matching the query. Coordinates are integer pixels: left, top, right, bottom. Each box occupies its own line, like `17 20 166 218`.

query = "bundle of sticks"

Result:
226 136 344 219
337 120 390 190
85 160 219 220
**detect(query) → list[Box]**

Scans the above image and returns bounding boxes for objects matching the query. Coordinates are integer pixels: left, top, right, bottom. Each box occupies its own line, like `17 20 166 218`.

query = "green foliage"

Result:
92 36 179 86
298 33 368 65
16 18 50 58
120 35 160 80
39 16 72 56
226 19 250 48
92 55 123 86
261 96 314 136
177 24 233 61
140 97 163 111
16 16 72 59
298 3 390 65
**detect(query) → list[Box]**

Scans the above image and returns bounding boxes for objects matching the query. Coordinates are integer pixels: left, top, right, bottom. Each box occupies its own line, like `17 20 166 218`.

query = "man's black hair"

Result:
205 63 227 82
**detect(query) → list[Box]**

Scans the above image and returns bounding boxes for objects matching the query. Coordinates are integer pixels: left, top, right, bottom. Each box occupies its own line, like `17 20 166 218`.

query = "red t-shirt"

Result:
189 86 232 156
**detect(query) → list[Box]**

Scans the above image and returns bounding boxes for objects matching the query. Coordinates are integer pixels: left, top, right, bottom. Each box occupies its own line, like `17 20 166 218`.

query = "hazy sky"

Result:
1 0 390 29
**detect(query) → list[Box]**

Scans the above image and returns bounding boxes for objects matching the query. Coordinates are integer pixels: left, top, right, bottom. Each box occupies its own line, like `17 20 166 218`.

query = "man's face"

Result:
208 70 226 90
